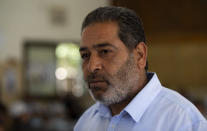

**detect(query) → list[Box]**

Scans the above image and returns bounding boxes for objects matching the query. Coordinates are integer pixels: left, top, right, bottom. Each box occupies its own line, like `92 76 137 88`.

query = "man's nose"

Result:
87 54 102 73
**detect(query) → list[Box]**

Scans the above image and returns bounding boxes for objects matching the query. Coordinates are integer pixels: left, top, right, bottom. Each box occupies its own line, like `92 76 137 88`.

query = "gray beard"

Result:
88 54 140 106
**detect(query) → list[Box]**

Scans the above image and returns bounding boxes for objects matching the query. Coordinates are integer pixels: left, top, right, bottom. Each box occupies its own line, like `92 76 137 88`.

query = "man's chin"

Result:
88 90 120 106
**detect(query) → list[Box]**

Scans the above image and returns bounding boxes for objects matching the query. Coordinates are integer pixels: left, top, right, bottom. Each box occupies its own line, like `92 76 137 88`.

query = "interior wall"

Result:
148 40 207 99
0 0 110 105
0 0 110 62
113 0 207 32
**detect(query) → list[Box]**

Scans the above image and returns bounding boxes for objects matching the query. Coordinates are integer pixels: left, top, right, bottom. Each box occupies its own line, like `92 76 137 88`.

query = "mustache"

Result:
86 72 110 84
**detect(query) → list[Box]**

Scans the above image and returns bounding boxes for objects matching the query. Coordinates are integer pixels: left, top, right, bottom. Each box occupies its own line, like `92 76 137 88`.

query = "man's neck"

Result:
109 95 135 116
109 73 148 116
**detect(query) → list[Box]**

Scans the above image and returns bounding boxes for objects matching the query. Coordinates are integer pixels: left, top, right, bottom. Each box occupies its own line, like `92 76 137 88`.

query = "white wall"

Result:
0 0 110 61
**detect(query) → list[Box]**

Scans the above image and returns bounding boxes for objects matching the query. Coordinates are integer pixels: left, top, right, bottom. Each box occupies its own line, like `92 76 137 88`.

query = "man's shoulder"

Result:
159 87 197 110
142 86 207 130
156 87 206 121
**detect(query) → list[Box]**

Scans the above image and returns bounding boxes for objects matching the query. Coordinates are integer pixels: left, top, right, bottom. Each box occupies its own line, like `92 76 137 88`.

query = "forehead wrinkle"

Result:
80 22 121 52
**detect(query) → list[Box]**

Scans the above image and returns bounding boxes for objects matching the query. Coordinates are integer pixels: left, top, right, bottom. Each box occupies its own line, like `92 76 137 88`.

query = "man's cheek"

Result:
83 70 88 81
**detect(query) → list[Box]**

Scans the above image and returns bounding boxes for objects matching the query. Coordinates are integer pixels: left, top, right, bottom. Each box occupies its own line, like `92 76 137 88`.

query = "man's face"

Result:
80 22 140 105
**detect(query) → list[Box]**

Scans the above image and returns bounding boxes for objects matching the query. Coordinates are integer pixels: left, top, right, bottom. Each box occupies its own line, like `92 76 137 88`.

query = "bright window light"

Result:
55 67 67 80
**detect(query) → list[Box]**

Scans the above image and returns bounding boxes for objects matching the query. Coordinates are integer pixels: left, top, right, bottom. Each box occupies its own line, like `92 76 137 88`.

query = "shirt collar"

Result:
124 72 162 123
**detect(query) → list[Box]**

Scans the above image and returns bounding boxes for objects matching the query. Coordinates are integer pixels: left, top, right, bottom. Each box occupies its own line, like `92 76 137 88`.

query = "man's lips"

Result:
88 80 107 89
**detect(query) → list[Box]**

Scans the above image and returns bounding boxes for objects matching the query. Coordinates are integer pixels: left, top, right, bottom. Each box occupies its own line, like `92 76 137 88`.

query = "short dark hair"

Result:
81 6 148 70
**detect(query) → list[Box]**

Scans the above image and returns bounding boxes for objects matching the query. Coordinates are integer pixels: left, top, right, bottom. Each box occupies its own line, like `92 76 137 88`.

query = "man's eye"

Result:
100 49 111 54
81 53 89 59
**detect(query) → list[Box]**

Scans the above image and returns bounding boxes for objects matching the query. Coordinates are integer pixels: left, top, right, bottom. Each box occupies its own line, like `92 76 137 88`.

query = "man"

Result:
74 6 207 131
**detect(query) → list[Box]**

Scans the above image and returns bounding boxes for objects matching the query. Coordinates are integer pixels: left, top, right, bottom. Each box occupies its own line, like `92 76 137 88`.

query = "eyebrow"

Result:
79 43 117 52
79 47 88 52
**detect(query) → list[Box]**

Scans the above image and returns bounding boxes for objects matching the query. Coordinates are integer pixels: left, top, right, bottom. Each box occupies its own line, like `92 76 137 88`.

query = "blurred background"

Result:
0 0 207 130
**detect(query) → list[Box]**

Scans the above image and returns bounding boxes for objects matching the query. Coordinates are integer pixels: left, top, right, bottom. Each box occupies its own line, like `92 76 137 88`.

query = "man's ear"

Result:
133 42 147 69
